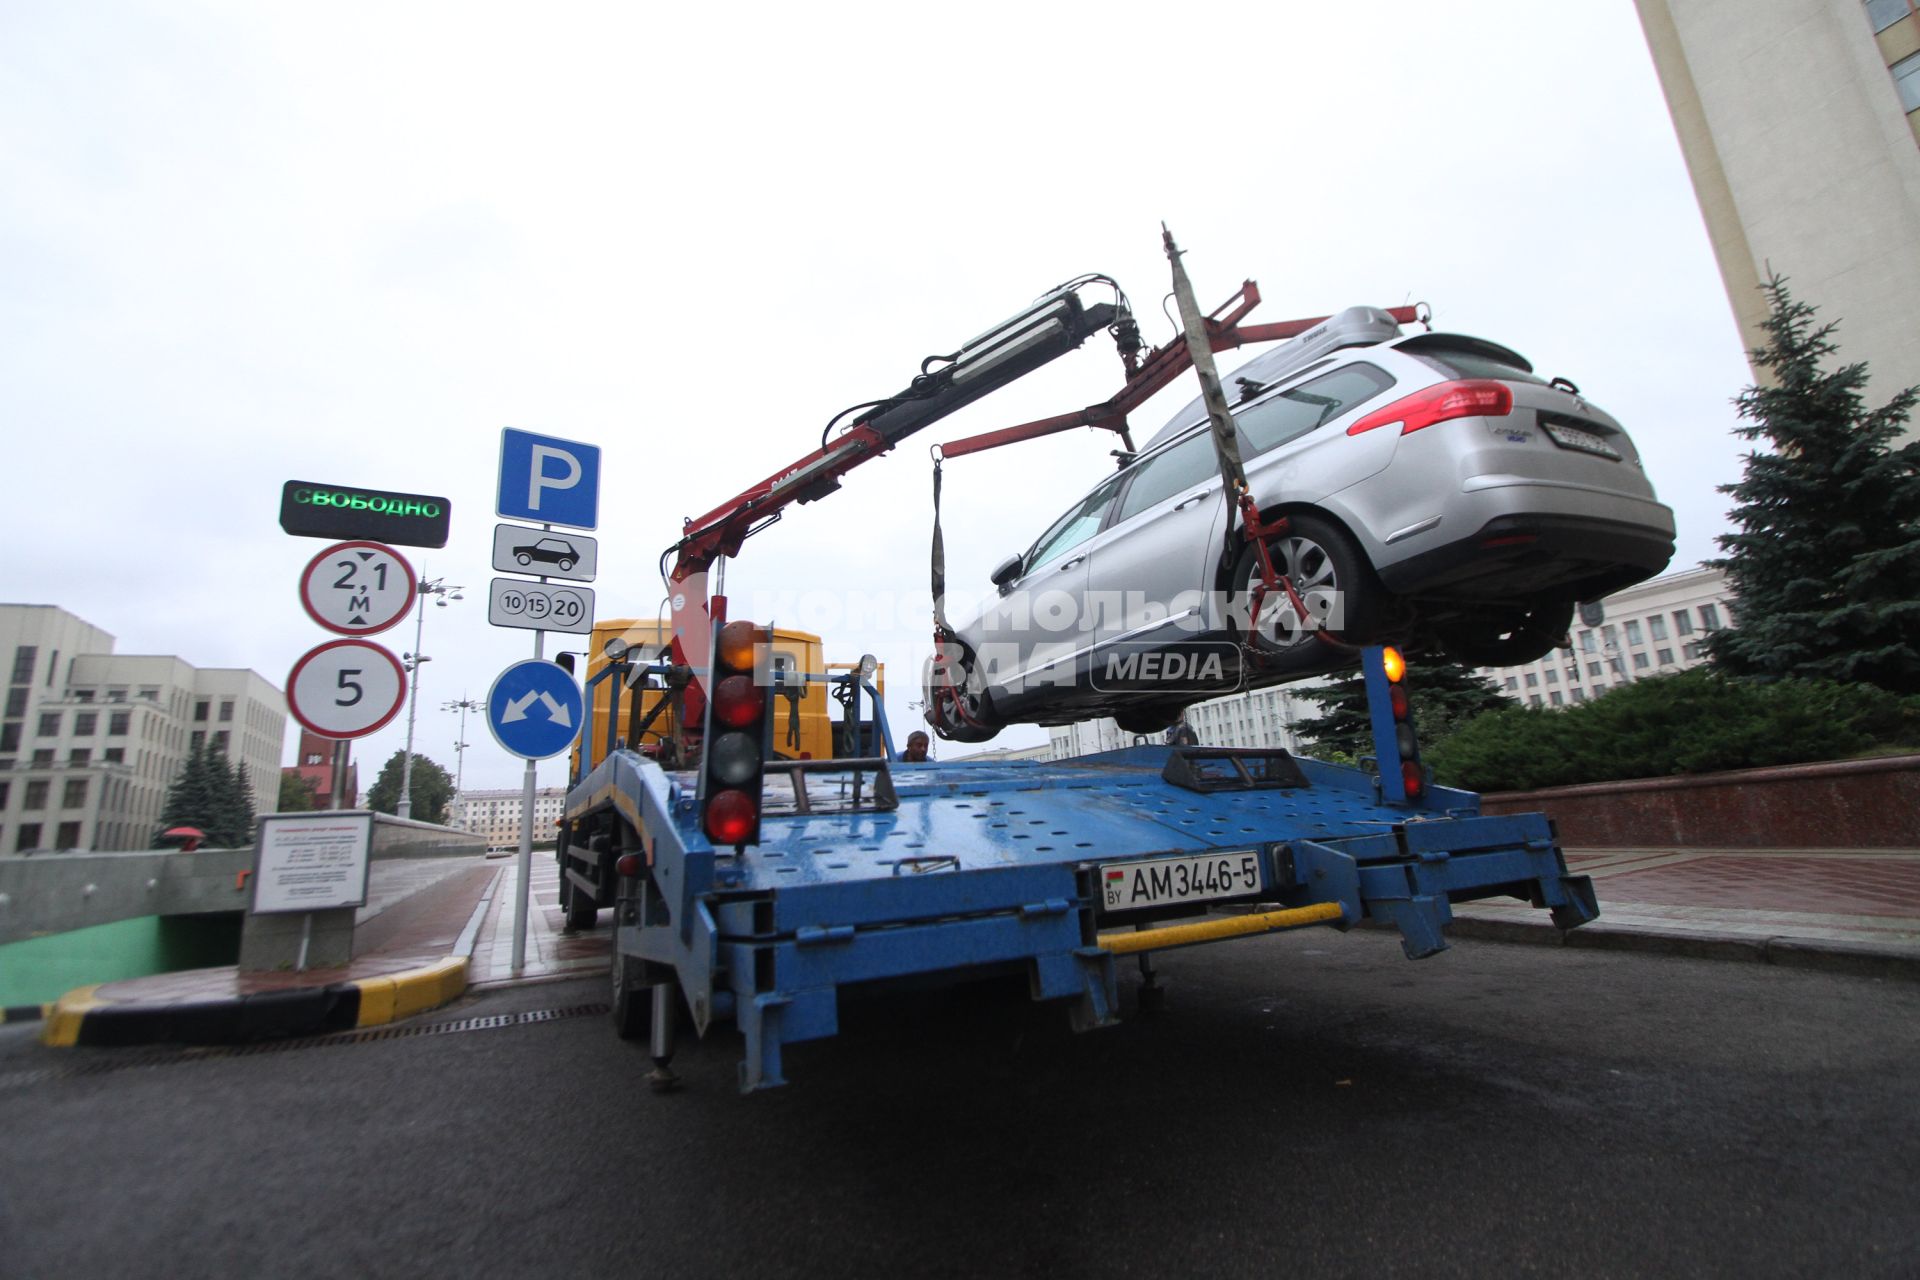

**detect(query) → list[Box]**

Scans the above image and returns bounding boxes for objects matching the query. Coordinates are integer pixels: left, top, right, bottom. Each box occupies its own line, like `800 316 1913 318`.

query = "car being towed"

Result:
925 306 1675 741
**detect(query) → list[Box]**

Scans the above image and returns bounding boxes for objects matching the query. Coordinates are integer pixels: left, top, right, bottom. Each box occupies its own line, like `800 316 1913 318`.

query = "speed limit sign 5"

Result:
286 639 408 739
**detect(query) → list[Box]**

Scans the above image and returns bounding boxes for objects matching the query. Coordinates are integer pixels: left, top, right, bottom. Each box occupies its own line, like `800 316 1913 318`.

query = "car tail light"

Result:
1346 379 1515 436
704 788 758 844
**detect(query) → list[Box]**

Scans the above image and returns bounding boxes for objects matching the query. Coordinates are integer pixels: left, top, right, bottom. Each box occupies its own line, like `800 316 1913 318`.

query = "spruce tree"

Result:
1707 275 1920 693
158 744 213 832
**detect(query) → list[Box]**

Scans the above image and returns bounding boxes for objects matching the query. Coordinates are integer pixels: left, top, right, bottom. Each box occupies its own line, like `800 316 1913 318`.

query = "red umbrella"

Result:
159 826 205 852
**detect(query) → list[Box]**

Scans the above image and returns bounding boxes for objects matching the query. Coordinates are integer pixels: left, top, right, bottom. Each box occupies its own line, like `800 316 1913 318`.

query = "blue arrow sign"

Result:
498 428 601 531
486 659 585 760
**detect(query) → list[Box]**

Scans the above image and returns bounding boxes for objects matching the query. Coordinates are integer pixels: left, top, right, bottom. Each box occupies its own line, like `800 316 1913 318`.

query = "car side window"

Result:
1026 475 1124 572
1114 431 1221 523
1236 363 1396 457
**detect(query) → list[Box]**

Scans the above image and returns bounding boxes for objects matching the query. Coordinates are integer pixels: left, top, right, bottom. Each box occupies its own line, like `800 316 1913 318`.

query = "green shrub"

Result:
1424 668 1920 793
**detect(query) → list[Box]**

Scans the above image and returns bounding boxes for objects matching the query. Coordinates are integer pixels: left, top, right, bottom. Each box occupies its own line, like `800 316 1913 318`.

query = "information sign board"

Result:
251 812 374 914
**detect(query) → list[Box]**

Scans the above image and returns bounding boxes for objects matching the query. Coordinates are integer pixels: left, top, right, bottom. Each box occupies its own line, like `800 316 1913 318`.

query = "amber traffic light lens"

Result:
717 620 758 674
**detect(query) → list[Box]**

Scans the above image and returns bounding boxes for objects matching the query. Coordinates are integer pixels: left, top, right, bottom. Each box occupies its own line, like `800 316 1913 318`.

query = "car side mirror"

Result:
989 554 1023 589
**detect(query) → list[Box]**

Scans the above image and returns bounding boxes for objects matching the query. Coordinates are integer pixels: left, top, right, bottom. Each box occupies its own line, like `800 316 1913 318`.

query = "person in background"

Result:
901 730 931 762
1164 716 1198 748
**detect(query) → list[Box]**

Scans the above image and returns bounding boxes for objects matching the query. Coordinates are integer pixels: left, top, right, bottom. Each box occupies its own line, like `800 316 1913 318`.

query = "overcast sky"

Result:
0 1 1756 792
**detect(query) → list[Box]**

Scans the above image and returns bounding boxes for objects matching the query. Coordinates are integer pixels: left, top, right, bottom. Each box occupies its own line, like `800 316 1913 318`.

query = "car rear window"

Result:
1400 335 1547 385
1235 363 1396 457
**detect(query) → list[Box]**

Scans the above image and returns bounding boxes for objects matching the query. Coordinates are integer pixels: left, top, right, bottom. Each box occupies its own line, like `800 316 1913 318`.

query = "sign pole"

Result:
296 913 313 973
510 624 545 975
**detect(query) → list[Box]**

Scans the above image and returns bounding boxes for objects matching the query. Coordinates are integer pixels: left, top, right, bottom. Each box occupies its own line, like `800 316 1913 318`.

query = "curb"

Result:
1447 916 1920 981
39 957 469 1049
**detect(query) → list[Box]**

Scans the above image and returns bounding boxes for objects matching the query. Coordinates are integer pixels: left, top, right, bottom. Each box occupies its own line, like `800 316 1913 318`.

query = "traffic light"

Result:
1362 644 1425 803
698 619 771 847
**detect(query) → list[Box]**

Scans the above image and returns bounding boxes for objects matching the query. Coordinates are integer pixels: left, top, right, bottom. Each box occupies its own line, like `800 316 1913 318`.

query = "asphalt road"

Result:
3 931 1917 1278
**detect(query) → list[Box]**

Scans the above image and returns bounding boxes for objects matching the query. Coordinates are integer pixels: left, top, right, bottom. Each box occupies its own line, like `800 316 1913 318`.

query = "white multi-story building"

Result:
0 604 287 852
1047 682 1318 760
1635 0 1920 427
457 786 569 849
1476 565 1737 709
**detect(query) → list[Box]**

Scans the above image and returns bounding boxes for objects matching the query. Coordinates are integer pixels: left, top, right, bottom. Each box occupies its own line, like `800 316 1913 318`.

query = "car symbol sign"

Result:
490 523 597 582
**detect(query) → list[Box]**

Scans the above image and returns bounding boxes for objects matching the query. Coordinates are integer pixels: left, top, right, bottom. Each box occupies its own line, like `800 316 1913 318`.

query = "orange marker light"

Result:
1381 646 1406 683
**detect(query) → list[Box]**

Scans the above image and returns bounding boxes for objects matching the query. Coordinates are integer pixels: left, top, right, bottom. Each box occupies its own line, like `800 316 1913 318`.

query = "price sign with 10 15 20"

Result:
487 577 595 635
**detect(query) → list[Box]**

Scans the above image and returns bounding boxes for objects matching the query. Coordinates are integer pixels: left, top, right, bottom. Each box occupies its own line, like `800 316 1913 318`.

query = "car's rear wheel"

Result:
1434 602 1574 667
1232 515 1385 659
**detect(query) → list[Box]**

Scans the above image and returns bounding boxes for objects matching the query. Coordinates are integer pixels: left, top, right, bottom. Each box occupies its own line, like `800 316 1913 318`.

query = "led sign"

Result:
279 480 452 548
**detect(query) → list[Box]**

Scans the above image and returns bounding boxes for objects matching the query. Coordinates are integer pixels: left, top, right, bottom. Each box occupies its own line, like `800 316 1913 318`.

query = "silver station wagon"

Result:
927 306 1676 740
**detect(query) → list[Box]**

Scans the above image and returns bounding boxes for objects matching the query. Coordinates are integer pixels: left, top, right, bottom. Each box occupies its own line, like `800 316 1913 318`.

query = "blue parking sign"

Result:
487 659 585 761
498 428 601 531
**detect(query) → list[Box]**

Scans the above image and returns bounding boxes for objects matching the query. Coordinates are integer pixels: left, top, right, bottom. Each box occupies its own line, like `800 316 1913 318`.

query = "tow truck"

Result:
560 240 1599 1091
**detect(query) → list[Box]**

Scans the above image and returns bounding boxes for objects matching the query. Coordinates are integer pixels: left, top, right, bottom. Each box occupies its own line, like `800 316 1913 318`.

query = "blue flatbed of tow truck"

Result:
561 652 1598 1092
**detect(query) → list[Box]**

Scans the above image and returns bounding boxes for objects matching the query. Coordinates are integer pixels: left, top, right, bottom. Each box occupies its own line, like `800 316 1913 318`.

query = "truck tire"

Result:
610 954 648 1040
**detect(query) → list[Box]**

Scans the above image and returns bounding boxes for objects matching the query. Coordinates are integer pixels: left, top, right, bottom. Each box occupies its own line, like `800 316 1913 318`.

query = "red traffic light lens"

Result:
1402 761 1424 798
709 730 760 786
705 788 757 844
713 674 765 729
1390 686 1410 720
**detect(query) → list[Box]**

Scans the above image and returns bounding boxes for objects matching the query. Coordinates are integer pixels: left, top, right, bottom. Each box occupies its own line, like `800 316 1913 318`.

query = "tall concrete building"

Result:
456 786 568 850
0 605 287 852
1048 682 1318 760
1473 565 1738 708
1634 0 1920 423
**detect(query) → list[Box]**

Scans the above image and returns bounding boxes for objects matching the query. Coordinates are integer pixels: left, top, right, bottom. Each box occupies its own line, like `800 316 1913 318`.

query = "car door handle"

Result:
1174 491 1214 511
1058 557 1084 572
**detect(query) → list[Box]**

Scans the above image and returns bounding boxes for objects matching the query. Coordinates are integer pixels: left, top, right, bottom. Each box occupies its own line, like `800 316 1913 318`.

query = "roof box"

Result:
1140 305 1406 452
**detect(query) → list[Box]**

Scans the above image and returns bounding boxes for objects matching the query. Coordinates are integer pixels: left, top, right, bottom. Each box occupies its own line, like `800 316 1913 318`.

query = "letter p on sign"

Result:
498 428 601 531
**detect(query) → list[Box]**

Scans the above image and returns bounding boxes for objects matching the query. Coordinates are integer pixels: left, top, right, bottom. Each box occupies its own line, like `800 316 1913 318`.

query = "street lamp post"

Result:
398 577 463 821
443 695 483 829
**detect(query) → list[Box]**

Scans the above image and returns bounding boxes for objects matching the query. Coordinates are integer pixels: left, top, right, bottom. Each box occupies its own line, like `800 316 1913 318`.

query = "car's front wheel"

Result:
516 553 532 566
1433 603 1574 668
1231 514 1385 661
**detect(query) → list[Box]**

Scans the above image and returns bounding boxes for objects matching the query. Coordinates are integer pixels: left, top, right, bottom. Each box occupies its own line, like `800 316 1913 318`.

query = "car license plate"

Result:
1542 422 1622 459
1098 850 1262 914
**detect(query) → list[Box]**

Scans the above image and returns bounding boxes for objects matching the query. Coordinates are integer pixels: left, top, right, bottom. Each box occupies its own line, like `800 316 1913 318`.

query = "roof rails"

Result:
1141 305 1408 452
